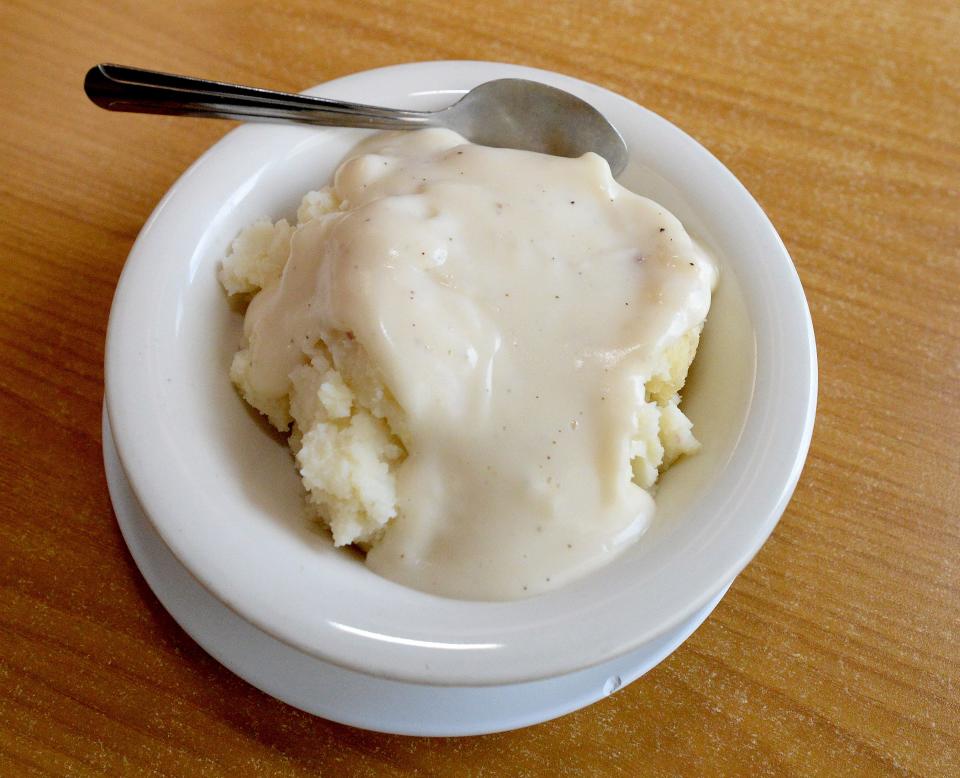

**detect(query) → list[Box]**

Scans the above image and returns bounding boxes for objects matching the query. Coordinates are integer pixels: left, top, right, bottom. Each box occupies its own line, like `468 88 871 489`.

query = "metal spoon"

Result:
84 64 628 176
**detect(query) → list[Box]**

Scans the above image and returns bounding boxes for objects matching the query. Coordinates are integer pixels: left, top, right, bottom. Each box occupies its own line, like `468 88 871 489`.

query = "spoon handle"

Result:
84 64 434 130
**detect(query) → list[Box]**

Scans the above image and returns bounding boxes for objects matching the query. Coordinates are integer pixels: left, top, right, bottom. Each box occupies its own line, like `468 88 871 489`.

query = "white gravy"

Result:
243 129 715 599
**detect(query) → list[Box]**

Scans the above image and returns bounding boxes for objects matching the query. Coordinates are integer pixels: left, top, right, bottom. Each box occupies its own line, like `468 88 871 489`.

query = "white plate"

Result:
103 409 729 736
105 61 816 687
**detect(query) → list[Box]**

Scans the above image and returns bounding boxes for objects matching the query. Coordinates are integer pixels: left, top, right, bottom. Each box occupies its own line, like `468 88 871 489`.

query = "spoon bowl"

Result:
438 78 629 174
84 64 629 175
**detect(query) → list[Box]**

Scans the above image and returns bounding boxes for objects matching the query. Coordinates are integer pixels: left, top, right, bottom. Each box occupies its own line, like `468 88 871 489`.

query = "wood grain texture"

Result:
1 0 958 774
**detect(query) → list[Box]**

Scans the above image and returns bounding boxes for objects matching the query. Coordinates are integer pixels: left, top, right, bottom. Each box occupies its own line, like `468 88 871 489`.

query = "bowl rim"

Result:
105 60 817 686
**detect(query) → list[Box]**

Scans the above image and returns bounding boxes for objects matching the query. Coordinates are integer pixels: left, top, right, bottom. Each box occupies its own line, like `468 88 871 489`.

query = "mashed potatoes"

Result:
221 129 715 599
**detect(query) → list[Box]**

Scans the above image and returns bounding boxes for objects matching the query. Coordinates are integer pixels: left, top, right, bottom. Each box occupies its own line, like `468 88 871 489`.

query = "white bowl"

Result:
103 411 731 735
105 61 817 687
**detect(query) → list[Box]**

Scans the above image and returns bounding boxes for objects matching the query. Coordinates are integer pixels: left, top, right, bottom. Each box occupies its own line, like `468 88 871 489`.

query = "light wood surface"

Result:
1 0 958 774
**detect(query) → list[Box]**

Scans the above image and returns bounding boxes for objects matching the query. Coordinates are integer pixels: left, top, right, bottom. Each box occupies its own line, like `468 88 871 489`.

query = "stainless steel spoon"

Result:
84 64 628 176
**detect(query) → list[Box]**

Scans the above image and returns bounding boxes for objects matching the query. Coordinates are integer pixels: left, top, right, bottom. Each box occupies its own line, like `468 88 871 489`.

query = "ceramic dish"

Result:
104 61 817 688
103 411 730 735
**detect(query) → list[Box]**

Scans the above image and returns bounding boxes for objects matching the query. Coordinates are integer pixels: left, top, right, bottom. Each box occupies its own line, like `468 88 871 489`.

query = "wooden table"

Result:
2 0 958 774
